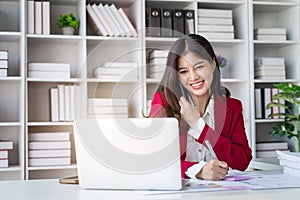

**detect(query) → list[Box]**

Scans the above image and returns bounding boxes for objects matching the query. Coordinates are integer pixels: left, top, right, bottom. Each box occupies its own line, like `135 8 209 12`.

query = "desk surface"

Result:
1 177 300 200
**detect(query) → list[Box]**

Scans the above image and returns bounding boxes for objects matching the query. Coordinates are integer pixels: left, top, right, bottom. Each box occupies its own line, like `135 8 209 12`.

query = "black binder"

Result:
172 9 184 37
146 8 161 37
161 9 172 37
184 10 195 35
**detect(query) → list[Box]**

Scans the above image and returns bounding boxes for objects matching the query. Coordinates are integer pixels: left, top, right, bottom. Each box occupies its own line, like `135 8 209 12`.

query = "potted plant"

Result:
266 82 300 151
57 13 79 35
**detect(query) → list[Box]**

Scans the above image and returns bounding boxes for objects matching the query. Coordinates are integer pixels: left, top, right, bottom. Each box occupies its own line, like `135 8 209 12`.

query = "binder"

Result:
146 8 161 37
161 9 172 37
172 9 184 37
184 10 195 35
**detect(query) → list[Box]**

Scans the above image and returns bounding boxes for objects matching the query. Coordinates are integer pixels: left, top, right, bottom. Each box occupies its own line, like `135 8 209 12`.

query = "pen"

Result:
205 139 218 160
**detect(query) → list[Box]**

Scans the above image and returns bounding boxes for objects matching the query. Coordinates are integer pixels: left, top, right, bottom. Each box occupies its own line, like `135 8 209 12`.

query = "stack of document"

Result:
254 57 286 80
254 28 286 41
148 50 168 80
88 98 128 118
93 62 138 82
276 150 300 177
28 63 71 79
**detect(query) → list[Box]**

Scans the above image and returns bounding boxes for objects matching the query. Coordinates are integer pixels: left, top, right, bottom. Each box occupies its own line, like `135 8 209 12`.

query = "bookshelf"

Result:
0 0 299 180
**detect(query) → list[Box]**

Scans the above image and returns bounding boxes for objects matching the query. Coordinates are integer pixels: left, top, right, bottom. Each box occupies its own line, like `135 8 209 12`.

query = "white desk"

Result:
1 177 300 200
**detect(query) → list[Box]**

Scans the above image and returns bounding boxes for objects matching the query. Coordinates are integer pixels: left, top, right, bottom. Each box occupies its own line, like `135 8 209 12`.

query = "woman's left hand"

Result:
179 96 200 128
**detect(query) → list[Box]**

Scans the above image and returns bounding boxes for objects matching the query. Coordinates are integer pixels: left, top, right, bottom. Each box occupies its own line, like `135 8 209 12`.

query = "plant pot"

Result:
62 26 75 35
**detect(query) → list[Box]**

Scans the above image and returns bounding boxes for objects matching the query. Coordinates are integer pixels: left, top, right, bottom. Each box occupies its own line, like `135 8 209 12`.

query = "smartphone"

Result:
179 83 194 106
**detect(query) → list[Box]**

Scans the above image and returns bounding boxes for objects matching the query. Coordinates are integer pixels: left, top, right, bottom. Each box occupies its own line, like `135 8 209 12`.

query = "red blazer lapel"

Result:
214 97 228 134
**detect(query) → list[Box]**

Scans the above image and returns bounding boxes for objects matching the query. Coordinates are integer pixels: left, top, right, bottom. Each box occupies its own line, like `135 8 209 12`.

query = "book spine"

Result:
27 1 35 34
0 141 13 150
110 4 129 36
28 63 70 71
88 98 127 106
198 17 232 25
87 4 109 36
64 85 70 121
255 88 262 119
29 132 70 141
118 8 138 37
57 85 65 121
264 88 271 119
42 1 50 35
198 9 232 18
93 4 114 36
50 88 59 122
34 1 42 34
28 141 71 150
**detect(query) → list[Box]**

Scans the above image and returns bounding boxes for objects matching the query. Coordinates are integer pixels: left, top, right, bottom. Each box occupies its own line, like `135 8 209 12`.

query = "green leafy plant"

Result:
266 83 300 145
57 13 79 29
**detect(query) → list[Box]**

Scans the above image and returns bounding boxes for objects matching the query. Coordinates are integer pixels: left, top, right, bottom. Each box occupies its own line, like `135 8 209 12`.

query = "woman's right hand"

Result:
179 96 200 128
195 160 229 181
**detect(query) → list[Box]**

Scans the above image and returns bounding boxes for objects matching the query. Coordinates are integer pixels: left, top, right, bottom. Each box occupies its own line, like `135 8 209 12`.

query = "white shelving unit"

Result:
0 0 299 180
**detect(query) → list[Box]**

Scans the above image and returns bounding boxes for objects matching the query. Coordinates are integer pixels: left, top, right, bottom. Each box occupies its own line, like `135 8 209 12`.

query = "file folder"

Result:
173 9 184 37
146 8 161 37
184 10 195 35
161 9 172 37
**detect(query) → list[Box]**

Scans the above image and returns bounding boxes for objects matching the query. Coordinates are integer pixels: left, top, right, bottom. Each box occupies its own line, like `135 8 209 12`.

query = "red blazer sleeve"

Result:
197 98 252 171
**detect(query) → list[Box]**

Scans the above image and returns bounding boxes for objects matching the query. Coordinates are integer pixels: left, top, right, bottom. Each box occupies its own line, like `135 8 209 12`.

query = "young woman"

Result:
150 34 252 181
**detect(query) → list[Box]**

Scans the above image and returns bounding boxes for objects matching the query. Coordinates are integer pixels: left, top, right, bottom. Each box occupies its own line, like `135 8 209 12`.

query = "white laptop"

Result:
73 117 182 190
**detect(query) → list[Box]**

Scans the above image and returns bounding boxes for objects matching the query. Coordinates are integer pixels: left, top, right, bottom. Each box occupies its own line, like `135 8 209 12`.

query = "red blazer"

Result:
150 92 252 178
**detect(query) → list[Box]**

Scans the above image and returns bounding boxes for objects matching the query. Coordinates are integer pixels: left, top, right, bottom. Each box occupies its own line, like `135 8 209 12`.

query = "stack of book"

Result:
0 140 13 168
277 150 300 177
86 3 137 37
198 8 234 40
254 57 286 80
50 84 77 122
27 1 50 34
254 87 284 119
146 8 195 37
28 63 71 79
256 142 289 158
254 28 286 41
93 62 138 82
88 98 128 118
148 50 168 80
28 132 71 167
0 50 8 77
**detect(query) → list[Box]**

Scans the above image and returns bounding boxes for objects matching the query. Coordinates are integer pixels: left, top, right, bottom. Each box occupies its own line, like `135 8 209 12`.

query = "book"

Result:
255 68 286 76
29 132 70 141
50 88 59 122
184 10 195 35
88 98 127 107
57 85 65 121
0 60 8 68
0 150 8 159
28 141 71 150
118 8 138 37
93 67 138 77
255 57 285 66
0 159 8 168
198 24 234 32
86 4 109 36
88 113 128 118
149 72 164 79
173 9 184 37
0 141 13 150
255 76 286 80
98 3 119 36
88 106 128 114
29 157 71 166
70 85 75 121
104 4 125 37
264 88 272 118
256 142 288 151
102 62 138 68
198 17 232 25
149 58 167 65
198 32 234 39
271 88 280 119
149 65 166 73
28 63 70 71
29 149 71 158
92 4 114 36
64 85 70 121
42 1 50 35
34 1 42 34
254 34 286 41
28 71 70 79
0 69 7 77
146 8 161 37
161 9 172 37
94 74 138 82
198 8 232 18
110 4 129 37
255 88 262 119
254 28 286 35
103 4 123 36
0 50 8 60
149 50 169 59
27 1 35 34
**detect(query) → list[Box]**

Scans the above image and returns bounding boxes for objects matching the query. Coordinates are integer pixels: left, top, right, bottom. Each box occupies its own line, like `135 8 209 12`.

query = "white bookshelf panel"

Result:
0 83 21 122
27 40 85 79
0 1 20 32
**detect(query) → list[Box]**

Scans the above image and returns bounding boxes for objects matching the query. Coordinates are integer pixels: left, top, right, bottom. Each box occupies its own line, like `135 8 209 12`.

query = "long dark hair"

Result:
156 34 229 118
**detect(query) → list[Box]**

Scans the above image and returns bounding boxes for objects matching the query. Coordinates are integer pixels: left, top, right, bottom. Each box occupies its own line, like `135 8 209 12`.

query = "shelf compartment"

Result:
0 1 21 32
0 83 21 122
253 1 297 13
